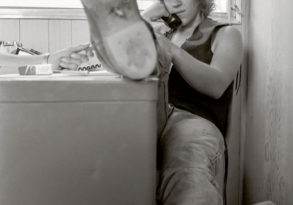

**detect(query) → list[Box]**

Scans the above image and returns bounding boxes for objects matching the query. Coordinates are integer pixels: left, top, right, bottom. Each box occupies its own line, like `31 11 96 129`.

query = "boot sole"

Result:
81 0 157 80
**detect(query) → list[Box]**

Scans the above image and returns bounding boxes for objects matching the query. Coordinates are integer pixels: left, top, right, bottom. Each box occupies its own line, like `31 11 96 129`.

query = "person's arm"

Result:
141 1 168 22
141 3 171 37
0 44 92 69
165 26 243 99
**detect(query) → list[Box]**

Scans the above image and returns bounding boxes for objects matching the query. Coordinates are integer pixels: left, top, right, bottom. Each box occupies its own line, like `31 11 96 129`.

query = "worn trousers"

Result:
156 42 225 205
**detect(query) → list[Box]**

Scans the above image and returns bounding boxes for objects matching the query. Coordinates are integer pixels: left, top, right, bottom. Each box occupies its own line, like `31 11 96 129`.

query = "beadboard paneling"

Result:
71 20 102 69
71 20 89 45
19 19 49 53
0 19 19 42
49 20 72 53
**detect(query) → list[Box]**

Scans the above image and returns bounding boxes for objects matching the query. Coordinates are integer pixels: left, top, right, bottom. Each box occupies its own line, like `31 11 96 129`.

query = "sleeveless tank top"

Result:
168 18 233 135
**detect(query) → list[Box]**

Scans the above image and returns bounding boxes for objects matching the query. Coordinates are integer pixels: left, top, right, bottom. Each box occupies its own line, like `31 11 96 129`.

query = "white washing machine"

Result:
0 73 158 205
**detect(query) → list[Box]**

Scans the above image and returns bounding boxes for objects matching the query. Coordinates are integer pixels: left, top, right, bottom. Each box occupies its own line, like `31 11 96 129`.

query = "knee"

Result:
162 118 225 158
167 118 223 143
157 168 223 205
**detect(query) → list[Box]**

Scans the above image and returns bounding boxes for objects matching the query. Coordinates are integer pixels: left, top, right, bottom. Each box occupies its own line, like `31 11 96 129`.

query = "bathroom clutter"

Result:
18 64 53 75
0 40 104 75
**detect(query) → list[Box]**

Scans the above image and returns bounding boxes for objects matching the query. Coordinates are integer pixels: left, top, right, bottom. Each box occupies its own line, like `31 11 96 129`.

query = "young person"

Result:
81 0 243 204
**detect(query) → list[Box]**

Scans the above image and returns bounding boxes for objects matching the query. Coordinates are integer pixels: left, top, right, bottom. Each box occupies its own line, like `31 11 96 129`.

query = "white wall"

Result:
0 0 156 10
244 0 293 204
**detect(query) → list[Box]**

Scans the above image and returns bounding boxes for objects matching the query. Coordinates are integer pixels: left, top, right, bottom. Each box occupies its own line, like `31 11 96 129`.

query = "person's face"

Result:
163 0 200 26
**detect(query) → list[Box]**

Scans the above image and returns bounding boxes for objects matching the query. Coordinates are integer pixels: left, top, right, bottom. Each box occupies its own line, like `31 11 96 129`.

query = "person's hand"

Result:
156 33 174 60
142 2 170 35
48 44 94 70
155 33 177 75
142 1 169 22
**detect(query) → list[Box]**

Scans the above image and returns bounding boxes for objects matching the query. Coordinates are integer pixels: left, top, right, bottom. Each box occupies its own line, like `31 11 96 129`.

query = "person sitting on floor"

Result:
80 0 243 204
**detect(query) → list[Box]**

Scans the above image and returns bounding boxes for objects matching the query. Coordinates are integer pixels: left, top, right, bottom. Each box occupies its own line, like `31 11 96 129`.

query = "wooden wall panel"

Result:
71 19 93 67
0 19 19 42
48 20 72 53
71 20 89 45
0 19 20 75
19 19 49 53
71 19 102 69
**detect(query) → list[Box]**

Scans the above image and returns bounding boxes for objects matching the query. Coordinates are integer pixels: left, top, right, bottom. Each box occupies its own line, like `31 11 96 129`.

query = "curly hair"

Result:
198 0 215 17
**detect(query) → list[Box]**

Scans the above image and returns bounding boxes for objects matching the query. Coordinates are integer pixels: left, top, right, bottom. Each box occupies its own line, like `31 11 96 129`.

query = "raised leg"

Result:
81 0 157 79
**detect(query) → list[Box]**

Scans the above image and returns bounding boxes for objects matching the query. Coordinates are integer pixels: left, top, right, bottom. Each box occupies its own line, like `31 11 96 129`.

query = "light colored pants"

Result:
252 202 276 205
156 41 225 205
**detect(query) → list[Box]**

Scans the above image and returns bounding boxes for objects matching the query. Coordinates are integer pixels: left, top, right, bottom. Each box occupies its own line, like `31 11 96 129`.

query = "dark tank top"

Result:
168 18 233 135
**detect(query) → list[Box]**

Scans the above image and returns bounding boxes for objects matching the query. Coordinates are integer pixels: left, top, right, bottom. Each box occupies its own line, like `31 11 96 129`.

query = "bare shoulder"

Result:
210 25 243 76
217 26 241 37
212 25 242 53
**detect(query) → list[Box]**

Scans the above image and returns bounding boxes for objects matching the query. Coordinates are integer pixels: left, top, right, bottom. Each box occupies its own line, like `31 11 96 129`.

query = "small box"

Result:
18 64 53 75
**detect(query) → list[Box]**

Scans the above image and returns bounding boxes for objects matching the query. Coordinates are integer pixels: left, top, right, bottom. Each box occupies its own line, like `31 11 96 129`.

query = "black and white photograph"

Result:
0 0 291 205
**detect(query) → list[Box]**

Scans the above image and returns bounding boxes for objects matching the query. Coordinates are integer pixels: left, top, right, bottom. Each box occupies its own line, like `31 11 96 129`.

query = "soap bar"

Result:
18 64 53 75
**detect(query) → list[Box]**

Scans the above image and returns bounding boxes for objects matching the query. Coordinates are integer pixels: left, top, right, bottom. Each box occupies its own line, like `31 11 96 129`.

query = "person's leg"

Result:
157 109 225 205
81 0 157 79
252 202 276 205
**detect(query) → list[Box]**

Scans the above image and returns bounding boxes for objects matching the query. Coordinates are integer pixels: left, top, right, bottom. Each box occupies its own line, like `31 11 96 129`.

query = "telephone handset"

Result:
161 13 182 30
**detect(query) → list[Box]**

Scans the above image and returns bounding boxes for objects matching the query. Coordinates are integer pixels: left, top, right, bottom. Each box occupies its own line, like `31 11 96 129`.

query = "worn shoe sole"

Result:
81 0 157 80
